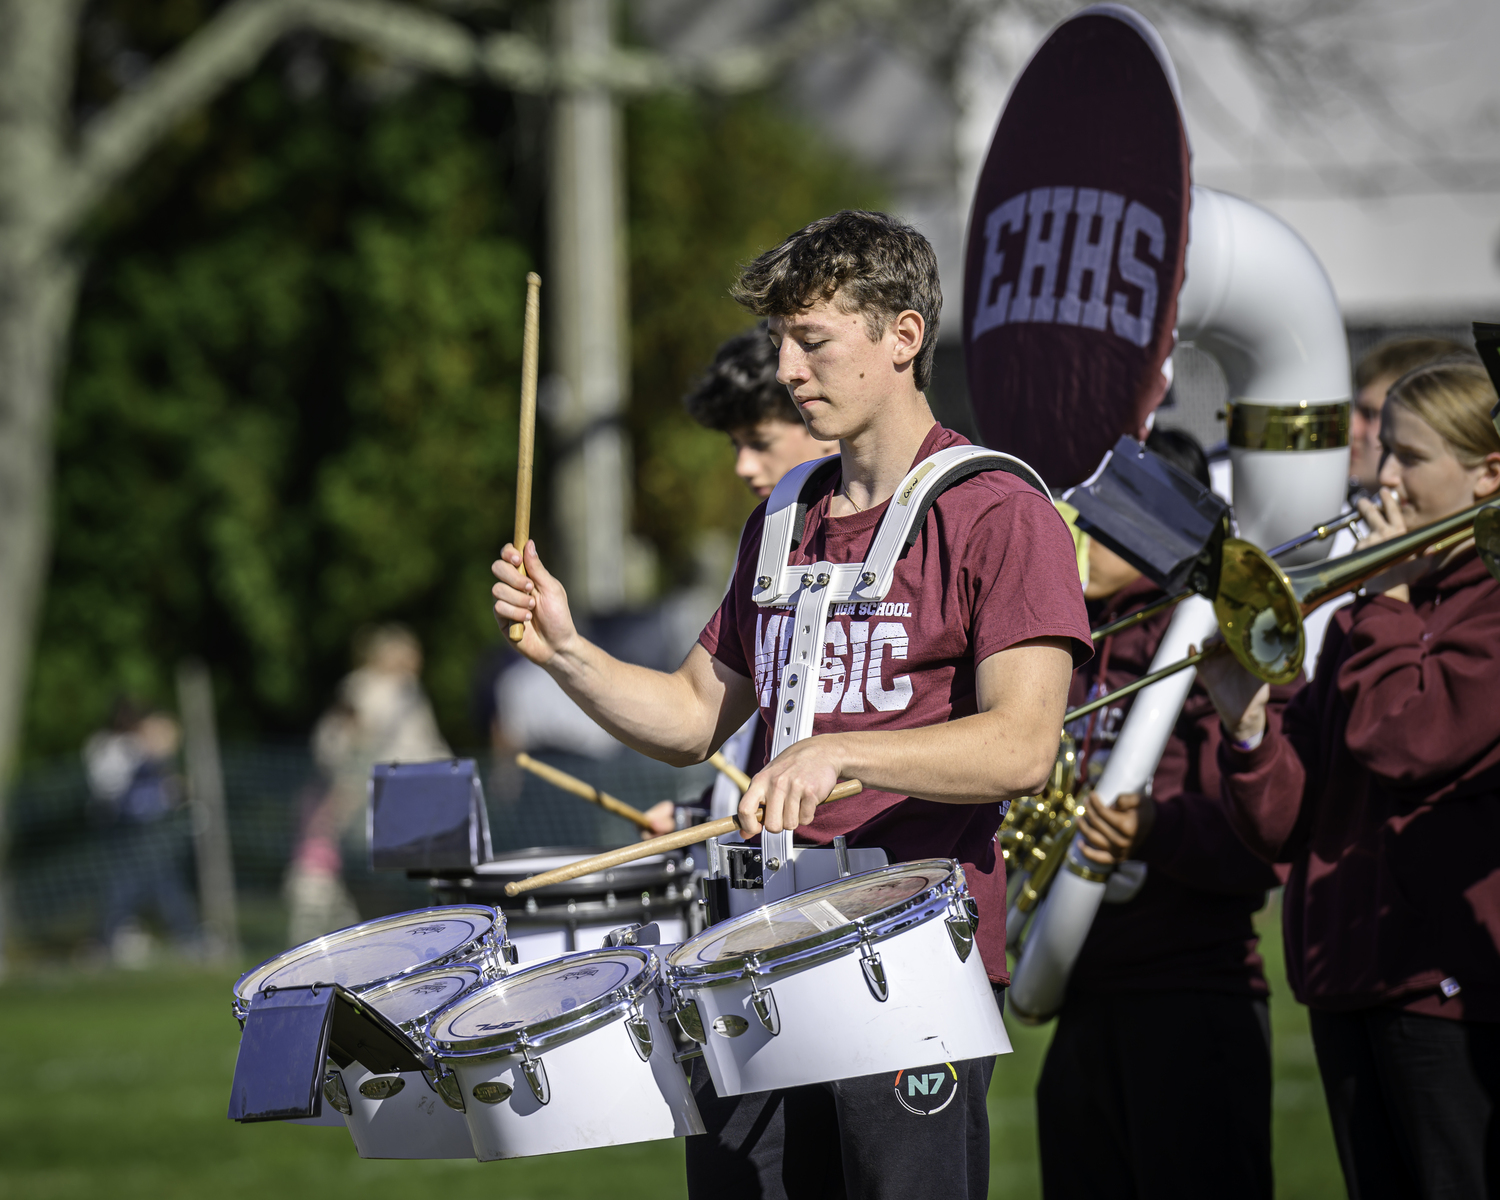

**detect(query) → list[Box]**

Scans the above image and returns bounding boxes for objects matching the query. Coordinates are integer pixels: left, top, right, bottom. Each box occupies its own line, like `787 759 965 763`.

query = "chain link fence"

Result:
5 744 715 963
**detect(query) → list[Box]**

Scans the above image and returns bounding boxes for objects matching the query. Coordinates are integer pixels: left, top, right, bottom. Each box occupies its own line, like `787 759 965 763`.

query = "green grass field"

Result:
0 898 1342 1199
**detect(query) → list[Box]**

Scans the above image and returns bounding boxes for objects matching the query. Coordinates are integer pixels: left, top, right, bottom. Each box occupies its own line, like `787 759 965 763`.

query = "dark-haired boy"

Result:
686 321 840 500
492 209 1091 1198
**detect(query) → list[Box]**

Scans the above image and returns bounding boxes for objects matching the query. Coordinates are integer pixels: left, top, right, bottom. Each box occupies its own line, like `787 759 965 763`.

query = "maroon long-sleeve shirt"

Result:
1064 577 1284 998
1219 550 1500 1020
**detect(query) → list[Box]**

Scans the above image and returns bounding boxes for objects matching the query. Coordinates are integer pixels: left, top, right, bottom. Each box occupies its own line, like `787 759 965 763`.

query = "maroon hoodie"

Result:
1219 551 1500 1020
1064 577 1284 999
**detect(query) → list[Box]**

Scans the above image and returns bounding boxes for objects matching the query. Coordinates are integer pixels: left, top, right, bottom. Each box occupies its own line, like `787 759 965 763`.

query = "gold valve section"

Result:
999 735 1089 922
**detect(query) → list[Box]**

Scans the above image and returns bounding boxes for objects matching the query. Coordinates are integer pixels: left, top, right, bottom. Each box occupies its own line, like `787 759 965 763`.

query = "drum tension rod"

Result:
517 1038 550 1106
856 927 889 1003
622 992 654 1062
740 954 782 1036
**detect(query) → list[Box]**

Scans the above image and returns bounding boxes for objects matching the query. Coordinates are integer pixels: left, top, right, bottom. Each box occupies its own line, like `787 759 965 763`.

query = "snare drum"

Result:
318 965 485 1159
426 947 704 1159
665 860 1011 1096
232 905 510 1024
425 847 701 961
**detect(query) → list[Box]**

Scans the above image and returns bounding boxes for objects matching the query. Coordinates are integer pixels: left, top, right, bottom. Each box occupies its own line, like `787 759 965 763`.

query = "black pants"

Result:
1037 991 1272 1200
684 1053 995 1200
1309 1007 1500 1200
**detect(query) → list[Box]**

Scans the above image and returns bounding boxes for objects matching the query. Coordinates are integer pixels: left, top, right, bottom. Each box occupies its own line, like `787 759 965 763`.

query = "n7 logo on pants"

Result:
893 1064 959 1115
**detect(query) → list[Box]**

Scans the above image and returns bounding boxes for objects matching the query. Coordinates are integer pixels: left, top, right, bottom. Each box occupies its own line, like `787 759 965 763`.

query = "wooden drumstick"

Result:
515 752 655 832
708 750 751 794
508 271 543 644
503 779 864 896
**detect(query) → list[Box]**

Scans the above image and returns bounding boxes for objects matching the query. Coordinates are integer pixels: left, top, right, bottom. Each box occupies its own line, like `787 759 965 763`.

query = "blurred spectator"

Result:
1351 337 1471 491
286 624 451 946
84 699 198 964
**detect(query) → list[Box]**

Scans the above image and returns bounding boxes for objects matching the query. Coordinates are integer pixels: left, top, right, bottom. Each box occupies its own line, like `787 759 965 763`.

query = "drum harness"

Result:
705 445 1048 916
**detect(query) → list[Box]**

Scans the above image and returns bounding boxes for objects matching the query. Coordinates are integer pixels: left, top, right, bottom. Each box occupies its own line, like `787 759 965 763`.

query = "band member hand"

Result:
1194 638 1271 746
491 540 578 664
1356 486 1437 601
1076 791 1155 865
640 800 676 839
737 739 841 838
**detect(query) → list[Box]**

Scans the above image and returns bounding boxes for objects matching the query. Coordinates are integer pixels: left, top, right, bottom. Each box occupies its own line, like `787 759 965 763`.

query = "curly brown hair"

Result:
731 210 942 391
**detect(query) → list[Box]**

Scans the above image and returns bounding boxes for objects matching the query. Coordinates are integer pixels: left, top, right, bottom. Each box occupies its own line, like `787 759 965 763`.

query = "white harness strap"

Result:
748 446 1047 871
757 446 1046 757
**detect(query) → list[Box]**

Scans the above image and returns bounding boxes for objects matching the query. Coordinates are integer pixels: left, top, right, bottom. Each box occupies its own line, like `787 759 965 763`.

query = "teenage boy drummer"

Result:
491 210 1091 1199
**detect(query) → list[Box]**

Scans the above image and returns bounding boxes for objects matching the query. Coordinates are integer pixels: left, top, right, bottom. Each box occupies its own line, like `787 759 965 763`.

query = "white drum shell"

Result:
679 909 1010 1097
508 920 687 964
442 990 703 1160
333 1063 475 1159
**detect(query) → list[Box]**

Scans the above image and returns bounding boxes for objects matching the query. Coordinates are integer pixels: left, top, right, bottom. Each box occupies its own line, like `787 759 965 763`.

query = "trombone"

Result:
1067 497 1500 724
1089 500 1368 643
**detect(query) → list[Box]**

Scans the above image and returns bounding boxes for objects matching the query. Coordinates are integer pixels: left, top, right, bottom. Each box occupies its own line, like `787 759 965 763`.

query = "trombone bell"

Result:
1477 502 1500 582
1214 541 1304 685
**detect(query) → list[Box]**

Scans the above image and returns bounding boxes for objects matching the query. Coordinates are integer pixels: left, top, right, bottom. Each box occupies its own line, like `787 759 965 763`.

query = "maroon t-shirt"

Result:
698 424 1093 983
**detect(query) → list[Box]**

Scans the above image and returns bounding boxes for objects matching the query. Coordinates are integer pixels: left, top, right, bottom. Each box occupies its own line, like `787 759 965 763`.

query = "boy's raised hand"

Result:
491 540 578 666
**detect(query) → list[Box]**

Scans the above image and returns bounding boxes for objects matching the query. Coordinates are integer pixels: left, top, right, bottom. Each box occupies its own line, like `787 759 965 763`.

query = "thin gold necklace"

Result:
841 486 865 513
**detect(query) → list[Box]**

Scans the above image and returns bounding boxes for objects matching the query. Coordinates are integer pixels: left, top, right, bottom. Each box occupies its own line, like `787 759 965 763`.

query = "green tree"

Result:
24 65 883 762
25 66 531 758
626 93 884 584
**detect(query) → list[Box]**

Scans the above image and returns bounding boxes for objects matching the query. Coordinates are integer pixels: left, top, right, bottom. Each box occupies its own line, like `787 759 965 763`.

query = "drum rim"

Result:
232 904 502 1011
356 961 487 1034
426 946 657 1060
666 859 961 986
457 845 685 886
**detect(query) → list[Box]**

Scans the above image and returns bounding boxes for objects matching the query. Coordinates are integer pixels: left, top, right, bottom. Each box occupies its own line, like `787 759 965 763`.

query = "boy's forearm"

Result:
817 710 1058 805
545 639 736 766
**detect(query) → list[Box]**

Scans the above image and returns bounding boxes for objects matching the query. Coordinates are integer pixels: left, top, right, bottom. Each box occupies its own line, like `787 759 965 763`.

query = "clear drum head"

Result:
670 861 953 971
359 963 485 1030
234 905 498 1008
429 949 650 1055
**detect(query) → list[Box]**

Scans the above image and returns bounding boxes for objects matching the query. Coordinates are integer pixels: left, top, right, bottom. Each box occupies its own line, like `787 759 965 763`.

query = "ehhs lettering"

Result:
971 187 1165 348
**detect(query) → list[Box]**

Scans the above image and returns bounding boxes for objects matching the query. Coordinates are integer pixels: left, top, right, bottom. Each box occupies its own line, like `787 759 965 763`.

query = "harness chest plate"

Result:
737 446 1048 887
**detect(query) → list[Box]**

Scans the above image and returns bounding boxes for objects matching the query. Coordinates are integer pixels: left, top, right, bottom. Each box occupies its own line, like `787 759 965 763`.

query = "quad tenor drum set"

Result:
225 853 1007 1161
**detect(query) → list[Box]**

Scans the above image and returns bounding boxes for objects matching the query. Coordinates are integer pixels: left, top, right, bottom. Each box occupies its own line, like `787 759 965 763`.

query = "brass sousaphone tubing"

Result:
1067 499 1500 724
